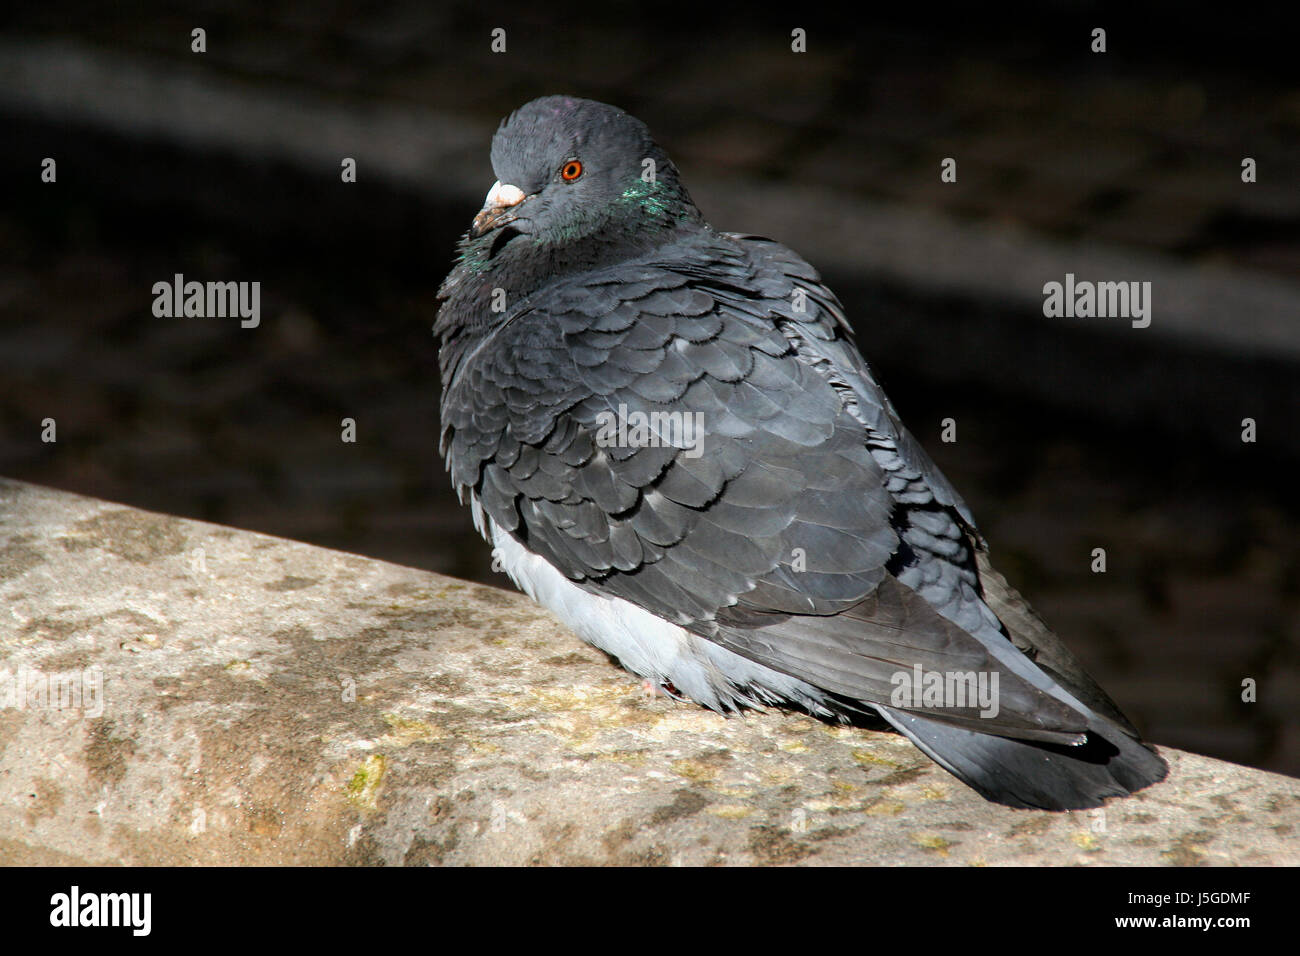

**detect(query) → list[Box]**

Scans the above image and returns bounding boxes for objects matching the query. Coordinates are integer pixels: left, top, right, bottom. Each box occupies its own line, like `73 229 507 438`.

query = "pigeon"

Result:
434 95 1167 810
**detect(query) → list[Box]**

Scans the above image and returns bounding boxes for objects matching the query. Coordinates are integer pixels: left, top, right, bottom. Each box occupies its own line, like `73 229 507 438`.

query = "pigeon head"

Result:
467 96 700 249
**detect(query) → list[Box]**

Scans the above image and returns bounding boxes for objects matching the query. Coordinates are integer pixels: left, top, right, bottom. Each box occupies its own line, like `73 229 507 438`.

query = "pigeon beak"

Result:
470 181 528 238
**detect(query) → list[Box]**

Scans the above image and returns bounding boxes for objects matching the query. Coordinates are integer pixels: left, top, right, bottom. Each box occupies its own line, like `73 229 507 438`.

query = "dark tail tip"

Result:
877 706 1169 811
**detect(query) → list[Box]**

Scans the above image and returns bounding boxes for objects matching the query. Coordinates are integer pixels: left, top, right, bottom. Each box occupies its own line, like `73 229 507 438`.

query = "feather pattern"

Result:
436 95 1167 810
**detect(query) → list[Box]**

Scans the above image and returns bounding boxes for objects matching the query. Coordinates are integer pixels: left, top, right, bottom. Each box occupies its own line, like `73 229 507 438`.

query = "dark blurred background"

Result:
1 3 1297 775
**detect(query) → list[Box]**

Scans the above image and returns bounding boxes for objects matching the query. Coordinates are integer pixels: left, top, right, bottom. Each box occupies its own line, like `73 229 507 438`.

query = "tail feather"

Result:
876 705 1168 811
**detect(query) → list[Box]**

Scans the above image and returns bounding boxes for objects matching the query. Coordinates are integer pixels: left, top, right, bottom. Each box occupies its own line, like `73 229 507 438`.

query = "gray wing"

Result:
442 229 1088 742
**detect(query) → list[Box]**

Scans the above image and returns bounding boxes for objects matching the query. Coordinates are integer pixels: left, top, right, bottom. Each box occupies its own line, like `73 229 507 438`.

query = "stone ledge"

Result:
1 478 1297 865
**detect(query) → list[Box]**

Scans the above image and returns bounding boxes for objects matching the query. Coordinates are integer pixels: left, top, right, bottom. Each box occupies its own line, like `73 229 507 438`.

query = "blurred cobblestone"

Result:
5 3 1298 277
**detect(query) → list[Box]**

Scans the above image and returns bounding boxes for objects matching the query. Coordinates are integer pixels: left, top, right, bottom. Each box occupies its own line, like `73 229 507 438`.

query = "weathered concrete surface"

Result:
1 478 1297 866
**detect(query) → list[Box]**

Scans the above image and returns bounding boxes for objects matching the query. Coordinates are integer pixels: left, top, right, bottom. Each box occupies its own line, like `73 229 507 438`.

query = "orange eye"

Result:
560 160 583 181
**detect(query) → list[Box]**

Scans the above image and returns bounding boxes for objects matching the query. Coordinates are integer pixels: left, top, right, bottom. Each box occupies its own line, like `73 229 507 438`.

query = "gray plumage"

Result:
435 96 1167 810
